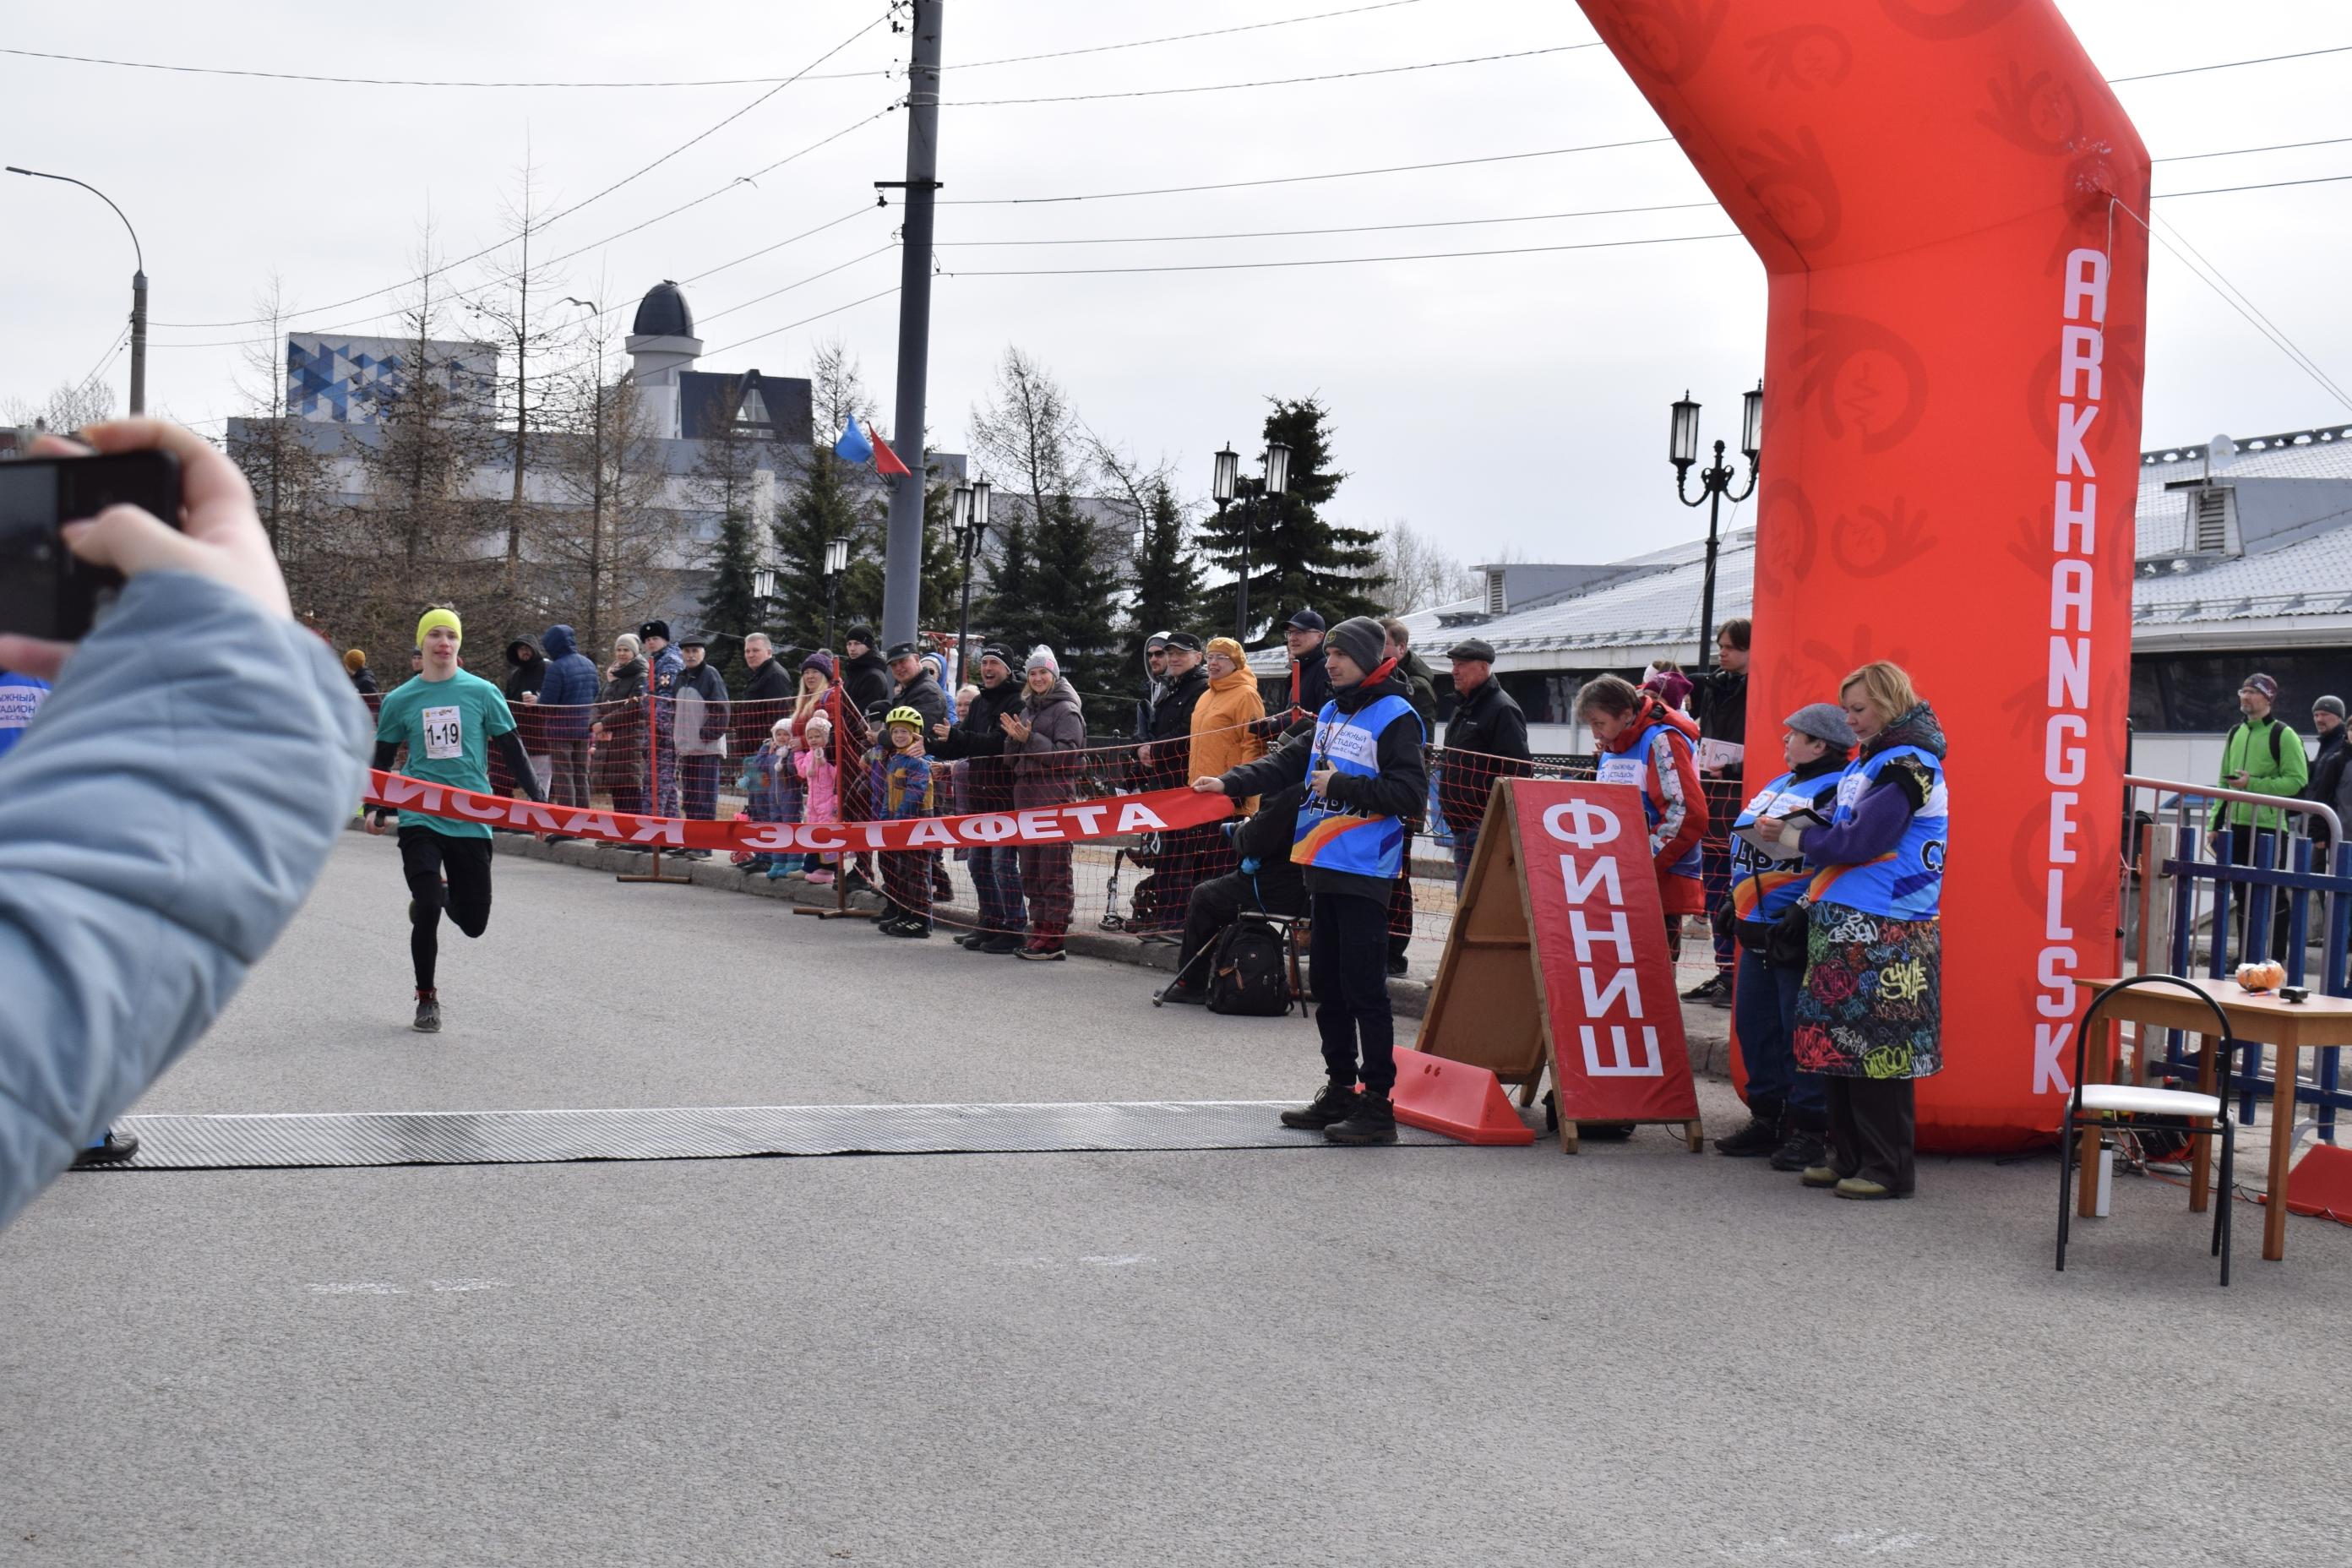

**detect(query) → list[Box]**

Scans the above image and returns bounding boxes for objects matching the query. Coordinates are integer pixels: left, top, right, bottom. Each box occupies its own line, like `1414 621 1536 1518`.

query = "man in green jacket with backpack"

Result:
2208 672 2309 961
2208 672 2309 839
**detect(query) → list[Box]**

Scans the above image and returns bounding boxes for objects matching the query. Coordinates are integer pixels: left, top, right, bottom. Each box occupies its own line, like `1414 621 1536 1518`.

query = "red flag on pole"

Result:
871 428 912 477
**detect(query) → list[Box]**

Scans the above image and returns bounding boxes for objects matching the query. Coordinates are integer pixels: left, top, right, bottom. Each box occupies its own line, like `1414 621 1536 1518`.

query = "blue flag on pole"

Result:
834 416 873 465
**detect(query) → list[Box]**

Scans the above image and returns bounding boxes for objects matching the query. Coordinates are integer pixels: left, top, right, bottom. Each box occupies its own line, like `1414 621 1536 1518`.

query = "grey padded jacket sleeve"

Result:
0 572 368 1228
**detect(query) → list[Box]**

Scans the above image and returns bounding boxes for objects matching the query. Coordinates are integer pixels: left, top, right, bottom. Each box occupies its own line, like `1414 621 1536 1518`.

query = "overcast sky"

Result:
4 0 2347 574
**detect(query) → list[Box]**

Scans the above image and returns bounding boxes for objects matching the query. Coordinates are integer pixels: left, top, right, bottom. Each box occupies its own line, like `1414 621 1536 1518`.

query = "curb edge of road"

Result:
344 818 1734 1075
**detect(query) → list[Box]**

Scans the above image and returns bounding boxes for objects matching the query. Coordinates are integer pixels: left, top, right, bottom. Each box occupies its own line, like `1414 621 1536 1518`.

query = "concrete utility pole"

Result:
879 0 943 649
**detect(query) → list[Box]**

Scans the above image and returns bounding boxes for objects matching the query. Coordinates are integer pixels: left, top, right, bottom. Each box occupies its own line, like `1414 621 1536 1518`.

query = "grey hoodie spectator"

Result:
1008 648 1086 959
0 419 366 1230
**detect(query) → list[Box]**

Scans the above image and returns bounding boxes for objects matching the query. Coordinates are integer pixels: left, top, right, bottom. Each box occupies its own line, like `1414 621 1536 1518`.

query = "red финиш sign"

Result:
1514 781 1701 1127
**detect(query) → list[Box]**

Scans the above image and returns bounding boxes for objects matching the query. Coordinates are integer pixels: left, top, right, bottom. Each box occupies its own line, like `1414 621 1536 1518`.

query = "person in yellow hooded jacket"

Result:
1190 637 1266 813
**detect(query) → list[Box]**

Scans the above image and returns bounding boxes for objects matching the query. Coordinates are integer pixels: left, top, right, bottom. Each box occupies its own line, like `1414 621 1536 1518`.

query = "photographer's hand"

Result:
0 421 292 681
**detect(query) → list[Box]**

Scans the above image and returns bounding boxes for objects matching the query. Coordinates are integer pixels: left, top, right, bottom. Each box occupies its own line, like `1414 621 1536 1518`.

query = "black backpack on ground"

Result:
1208 913 1293 1016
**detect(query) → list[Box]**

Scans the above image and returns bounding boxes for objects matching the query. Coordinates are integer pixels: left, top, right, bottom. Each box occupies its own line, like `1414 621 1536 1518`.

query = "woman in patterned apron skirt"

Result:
1759 662 1948 1200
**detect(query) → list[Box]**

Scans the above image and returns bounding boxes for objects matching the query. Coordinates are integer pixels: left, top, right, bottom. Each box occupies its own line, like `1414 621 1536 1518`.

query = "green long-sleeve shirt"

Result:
2209 715 2309 831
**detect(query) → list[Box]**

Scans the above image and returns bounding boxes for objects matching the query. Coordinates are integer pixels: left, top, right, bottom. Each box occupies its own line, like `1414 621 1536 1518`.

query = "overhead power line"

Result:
2108 42 2352 84
2154 134 2352 162
0 0 1438 89
949 0 1435 70
931 199 1721 248
936 137 1676 206
145 14 893 329
941 44 1596 106
939 231 1740 278
150 104 895 342
2154 171 2352 199
0 44 896 89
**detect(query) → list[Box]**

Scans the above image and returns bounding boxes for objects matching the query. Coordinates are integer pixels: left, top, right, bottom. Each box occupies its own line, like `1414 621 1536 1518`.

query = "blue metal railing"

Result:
2137 774 2351 1146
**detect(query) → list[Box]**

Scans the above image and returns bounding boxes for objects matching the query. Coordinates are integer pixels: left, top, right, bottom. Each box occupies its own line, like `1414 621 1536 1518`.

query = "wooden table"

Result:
2076 976 2352 1261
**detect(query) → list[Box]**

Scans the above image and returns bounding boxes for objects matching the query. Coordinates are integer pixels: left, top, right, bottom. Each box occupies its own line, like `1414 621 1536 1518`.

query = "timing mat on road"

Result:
84 1102 1460 1170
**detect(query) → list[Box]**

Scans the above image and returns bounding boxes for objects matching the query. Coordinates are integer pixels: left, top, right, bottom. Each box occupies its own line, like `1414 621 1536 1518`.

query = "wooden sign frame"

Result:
1418 778 1704 1153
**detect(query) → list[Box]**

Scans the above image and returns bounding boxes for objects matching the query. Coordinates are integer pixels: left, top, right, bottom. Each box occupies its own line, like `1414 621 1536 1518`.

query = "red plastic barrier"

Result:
2285 1141 2352 1221
1581 0 2150 1150
1389 1046 1537 1146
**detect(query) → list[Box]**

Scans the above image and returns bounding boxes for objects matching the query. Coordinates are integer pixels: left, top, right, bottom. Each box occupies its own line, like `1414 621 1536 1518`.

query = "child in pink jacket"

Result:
792 712 841 885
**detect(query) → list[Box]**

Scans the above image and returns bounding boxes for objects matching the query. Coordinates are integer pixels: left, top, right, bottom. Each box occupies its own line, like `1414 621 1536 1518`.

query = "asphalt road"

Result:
3 835 2345 1566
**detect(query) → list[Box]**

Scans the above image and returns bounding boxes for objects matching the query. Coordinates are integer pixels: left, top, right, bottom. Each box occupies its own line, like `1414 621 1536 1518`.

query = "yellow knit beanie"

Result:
415 607 464 650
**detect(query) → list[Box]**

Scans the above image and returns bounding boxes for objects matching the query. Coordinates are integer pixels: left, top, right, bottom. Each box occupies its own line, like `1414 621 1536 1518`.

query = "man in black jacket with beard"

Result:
839 626 892 719
1201 616 1428 1146
930 645 1030 952
1131 631 1211 935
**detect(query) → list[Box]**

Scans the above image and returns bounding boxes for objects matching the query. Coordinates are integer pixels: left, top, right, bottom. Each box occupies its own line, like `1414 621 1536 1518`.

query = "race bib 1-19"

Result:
422 705 463 760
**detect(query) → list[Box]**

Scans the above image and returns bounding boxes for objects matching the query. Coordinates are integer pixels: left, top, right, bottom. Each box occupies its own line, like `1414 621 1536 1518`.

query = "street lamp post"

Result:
1209 439 1291 642
949 477 991 687
822 536 850 651
8 166 145 415
1669 383 1763 671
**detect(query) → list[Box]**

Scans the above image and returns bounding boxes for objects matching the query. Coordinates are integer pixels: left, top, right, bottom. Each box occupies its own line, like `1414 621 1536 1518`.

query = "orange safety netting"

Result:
366 688 1723 985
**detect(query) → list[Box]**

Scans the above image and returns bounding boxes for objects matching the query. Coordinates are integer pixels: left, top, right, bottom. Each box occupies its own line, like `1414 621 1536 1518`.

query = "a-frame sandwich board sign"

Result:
1418 777 1704 1154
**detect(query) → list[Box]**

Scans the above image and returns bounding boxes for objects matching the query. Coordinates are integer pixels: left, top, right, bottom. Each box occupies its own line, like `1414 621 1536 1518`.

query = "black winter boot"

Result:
1714 1099 1785 1157
1769 1108 1830 1172
1279 1081 1362 1130
1325 1092 1399 1146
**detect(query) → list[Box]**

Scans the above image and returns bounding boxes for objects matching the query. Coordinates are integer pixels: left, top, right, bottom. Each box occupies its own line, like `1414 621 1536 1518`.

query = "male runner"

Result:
367 607 545 1032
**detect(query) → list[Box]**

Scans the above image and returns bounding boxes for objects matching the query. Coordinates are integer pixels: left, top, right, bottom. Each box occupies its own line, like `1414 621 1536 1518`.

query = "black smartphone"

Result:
0 449 182 642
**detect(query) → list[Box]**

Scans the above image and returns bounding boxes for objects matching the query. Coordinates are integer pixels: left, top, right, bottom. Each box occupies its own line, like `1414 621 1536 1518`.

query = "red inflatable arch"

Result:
1576 0 2151 1150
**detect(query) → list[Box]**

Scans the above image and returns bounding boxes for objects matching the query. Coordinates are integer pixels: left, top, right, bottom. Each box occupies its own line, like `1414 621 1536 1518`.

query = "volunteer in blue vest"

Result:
1196 616 1427 1146
368 607 547 1034
1717 702 1854 1172
1574 674 1710 950
1761 660 1947 1200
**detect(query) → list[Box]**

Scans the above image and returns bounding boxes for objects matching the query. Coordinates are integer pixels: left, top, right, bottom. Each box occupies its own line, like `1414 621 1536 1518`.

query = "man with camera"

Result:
0 421 364 1229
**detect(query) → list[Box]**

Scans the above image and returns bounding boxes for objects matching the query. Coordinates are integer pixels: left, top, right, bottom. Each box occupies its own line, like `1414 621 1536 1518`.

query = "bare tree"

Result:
1376 518 1482 613
226 275 334 613
3 378 117 435
465 145 569 603
804 335 878 455
330 226 499 656
967 346 1079 533
1082 427 1175 540
540 316 678 658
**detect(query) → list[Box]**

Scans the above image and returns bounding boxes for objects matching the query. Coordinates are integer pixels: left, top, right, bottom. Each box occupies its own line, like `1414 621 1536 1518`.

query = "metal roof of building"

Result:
1250 421 2352 677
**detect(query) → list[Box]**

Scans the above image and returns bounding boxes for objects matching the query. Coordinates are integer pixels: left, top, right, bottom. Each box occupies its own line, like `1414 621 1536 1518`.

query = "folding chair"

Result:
2057 974 2237 1286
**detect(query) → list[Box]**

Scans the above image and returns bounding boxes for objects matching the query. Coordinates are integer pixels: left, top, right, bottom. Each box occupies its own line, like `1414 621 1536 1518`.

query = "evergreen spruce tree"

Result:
1124 478 1204 682
696 509 765 693
691 398 768 690
980 515 1035 651
771 447 873 656
1021 496 1121 703
832 462 961 642
1194 396 1387 645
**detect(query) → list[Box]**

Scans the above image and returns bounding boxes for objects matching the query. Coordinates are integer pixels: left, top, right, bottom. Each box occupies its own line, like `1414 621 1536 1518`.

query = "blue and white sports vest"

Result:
1810 743 1948 919
1595 721 1704 887
1290 693 1420 880
1729 767 1844 923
